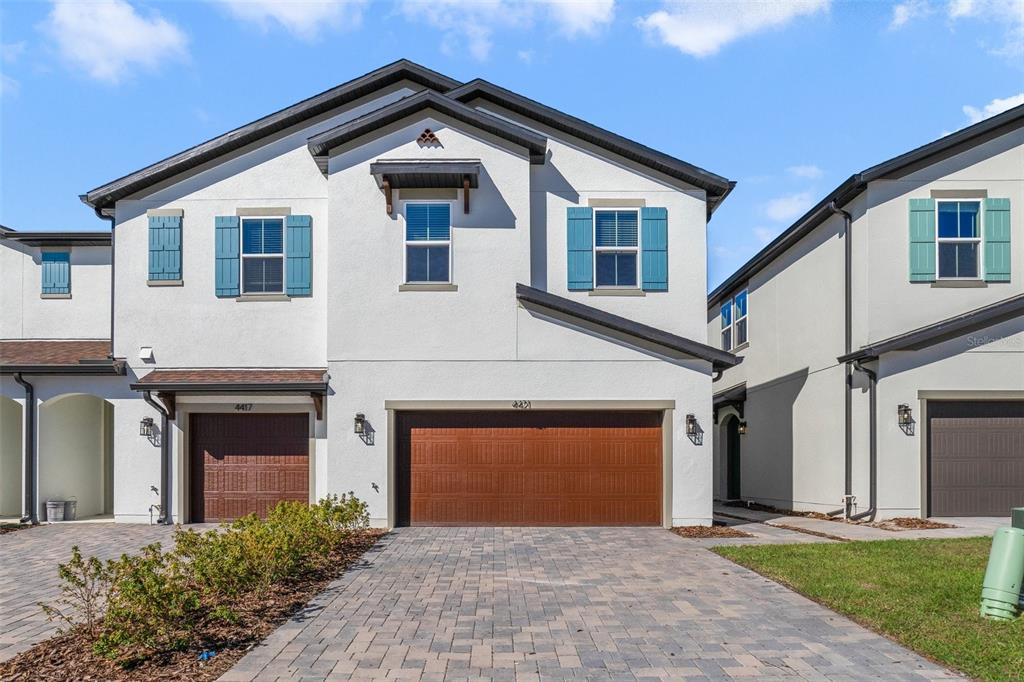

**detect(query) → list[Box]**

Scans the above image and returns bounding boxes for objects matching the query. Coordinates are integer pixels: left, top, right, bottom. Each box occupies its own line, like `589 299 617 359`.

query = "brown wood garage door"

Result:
929 401 1024 516
190 413 309 522
396 411 662 526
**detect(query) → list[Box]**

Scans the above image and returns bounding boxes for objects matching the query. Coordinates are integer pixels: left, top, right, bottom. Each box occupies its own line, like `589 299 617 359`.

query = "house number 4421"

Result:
512 400 532 409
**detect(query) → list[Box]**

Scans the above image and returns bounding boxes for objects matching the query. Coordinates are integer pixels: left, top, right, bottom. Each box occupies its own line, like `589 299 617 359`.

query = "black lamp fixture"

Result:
685 413 703 445
139 416 154 437
737 420 748 435
354 413 366 435
897 403 914 435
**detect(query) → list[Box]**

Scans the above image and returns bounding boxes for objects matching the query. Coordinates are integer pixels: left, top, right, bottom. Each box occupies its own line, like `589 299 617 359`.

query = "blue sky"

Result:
1 0 1022 289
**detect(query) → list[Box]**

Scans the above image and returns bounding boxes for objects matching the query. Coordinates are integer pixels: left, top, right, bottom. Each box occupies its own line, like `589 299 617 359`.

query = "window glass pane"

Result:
595 252 636 287
958 202 980 238
406 246 429 281
406 204 450 241
595 210 638 247
596 251 617 285
428 245 450 282
938 242 957 278
734 290 747 318
242 257 283 293
427 204 451 241
406 205 430 241
242 219 263 254
595 211 617 247
956 242 979 278
722 328 732 351
262 219 283 254
615 211 638 247
937 202 958 239
616 252 637 286
721 299 732 327
736 319 748 346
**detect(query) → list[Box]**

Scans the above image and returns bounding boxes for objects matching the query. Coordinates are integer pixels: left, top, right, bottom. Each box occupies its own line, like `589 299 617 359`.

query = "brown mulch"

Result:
0 530 385 682
872 517 956 531
0 523 30 535
672 524 753 539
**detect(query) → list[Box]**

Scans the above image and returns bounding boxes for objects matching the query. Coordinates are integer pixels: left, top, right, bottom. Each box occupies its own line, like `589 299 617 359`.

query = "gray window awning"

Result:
370 159 481 214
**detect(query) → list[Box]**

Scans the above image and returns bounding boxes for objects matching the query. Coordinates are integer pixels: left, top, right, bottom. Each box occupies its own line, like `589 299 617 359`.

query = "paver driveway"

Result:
224 527 959 681
0 522 178 662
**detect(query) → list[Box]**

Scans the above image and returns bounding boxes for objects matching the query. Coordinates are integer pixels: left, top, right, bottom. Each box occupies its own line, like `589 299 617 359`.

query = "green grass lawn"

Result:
715 538 1024 682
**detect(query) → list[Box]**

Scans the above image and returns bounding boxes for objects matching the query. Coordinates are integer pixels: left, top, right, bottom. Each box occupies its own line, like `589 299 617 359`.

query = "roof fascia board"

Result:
128 382 328 393
448 80 735 213
516 283 740 369
307 91 547 173
83 60 461 210
0 362 125 376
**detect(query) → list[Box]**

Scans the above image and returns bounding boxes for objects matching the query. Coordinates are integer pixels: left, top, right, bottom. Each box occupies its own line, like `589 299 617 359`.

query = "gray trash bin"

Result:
64 498 77 521
46 500 65 522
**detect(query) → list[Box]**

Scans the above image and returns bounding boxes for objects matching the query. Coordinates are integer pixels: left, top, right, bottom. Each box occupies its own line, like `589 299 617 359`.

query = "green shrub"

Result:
40 545 111 640
94 543 201 661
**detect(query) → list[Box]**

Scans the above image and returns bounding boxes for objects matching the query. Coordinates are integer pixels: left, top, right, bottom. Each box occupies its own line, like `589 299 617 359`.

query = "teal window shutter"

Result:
215 216 240 297
983 198 1011 282
908 198 936 282
148 215 182 281
567 207 593 290
286 214 312 296
641 207 668 291
41 251 70 295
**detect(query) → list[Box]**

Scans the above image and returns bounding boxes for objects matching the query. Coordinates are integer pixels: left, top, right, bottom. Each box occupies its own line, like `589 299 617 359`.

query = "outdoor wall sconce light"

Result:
897 403 915 435
685 413 703 445
738 420 748 435
354 413 366 435
139 416 155 437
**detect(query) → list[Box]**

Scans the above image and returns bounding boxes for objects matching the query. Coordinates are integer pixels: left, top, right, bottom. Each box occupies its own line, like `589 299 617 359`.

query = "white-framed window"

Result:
936 200 982 280
721 289 748 350
404 202 452 283
594 209 639 288
241 217 285 293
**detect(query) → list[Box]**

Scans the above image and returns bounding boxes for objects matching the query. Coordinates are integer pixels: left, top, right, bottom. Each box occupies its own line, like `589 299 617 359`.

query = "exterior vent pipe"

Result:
141 391 173 525
849 360 877 522
828 201 855 518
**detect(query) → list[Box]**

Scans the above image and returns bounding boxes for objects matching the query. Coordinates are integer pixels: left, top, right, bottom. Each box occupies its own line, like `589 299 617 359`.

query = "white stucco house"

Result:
1 60 738 528
709 104 1024 520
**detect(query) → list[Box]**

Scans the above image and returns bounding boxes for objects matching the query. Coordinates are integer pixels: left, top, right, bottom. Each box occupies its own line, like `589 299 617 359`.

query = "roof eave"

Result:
129 381 329 394
0 361 125 376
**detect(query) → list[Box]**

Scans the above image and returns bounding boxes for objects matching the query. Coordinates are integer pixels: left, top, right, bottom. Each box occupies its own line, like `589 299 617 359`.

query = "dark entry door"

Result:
190 413 309 522
726 417 741 499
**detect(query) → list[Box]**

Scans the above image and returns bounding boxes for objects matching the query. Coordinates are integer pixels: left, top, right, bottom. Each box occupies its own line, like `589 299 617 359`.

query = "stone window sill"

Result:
40 293 71 299
589 288 645 297
148 279 183 287
235 294 290 302
399 283 459 292
930 280 988 288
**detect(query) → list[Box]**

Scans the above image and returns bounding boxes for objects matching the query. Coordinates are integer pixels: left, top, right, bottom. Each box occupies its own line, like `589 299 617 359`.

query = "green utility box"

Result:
980 527 1024 621
1012 508 1024 530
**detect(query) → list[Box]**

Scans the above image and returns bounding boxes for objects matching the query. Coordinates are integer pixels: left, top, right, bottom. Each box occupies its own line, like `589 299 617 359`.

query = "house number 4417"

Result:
234 403 254 411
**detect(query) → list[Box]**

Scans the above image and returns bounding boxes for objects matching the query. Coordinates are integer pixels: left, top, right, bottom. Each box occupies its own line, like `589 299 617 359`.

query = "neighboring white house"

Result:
709 104 1024 520
1 60 737 527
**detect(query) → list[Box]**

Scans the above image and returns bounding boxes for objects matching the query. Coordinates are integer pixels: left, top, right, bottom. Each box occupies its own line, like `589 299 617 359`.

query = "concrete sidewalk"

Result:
715 503 1006 541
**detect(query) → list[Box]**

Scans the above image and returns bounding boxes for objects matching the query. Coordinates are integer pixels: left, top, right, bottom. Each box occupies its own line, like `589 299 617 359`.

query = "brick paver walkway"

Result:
0 522 178 662
223 527 959 681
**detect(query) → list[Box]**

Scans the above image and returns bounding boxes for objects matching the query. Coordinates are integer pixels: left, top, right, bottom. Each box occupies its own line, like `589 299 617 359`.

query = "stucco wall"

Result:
0 241 111 340
0 397 21 516
38 394 109 519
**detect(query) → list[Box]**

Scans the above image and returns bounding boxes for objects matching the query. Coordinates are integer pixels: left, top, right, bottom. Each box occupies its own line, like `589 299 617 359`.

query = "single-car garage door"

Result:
190 413 309 522
396 411 663 526
929 401 1024 516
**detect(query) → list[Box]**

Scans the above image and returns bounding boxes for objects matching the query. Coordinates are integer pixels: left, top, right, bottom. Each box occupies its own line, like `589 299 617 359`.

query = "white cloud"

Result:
764 191 815 223
0 73 20 97
636 0 830 58
753 226 777 245
211 0 366 40
517 49 535 64
397 0 614 61
963 93 1024 124
787 164 823 179
41 0 187 84
889 0 932 28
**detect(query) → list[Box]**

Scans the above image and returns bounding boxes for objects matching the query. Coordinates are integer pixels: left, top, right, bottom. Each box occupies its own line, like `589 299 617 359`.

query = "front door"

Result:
726 417 741 499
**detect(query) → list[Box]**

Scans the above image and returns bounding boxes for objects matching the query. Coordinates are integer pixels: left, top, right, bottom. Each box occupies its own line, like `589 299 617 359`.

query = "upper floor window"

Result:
41 251 71 297
937 201 981 279
721 289 748 350
405 203 451 283
241 217 284 293
594 209 639 288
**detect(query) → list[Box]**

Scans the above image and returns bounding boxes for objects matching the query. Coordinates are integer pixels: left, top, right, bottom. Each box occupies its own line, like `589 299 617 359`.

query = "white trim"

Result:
934 199 983 281
593 207 640 289
401 199 454 285
239 216 286 295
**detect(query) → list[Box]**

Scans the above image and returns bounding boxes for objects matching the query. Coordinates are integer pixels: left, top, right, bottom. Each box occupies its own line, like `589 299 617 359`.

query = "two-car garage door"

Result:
929 401 1024 516
395 411 663 526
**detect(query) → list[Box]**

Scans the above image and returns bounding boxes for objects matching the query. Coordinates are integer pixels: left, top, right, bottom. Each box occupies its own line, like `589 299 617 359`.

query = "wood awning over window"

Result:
370 159 481 215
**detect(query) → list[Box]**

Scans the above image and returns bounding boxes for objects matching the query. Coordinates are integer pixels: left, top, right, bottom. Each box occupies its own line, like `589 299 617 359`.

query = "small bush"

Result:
44 494 371 665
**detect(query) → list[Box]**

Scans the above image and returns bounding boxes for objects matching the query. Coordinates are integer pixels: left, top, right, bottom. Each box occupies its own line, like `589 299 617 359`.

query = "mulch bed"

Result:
872 517 956 531
672 524 753 539
0 523 30 535
0 530 385 681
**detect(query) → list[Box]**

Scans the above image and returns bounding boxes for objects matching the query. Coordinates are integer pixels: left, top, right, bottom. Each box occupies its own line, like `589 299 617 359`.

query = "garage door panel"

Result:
397 410 662 526
929 401 1024 517
191 413 309 523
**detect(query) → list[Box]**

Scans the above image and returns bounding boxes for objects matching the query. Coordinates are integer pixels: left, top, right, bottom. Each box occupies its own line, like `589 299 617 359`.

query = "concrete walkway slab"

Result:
222 527 960 681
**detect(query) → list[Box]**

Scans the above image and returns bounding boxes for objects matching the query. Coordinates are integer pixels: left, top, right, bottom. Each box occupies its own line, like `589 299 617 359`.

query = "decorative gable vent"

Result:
417 128 441 147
